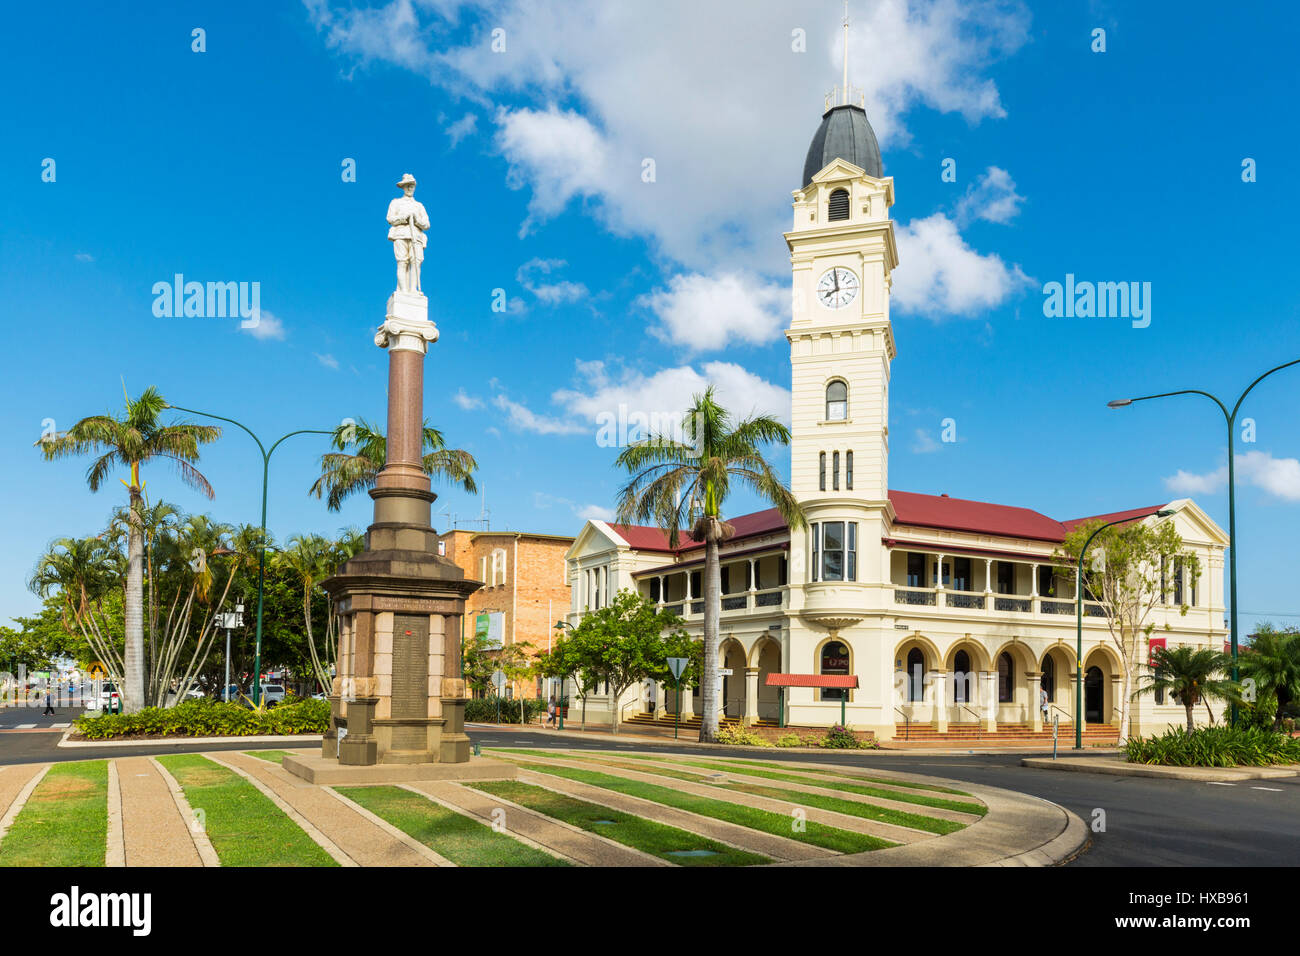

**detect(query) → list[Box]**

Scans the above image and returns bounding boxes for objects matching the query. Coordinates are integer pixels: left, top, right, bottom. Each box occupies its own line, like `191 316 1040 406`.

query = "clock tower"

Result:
785 103 898 508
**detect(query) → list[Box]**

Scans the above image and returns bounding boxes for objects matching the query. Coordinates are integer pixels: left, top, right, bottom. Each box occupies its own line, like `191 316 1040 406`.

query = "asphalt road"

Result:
4 715 1297 867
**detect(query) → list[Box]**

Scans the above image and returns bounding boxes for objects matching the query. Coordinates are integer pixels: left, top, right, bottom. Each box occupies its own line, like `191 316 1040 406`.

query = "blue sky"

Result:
2 1 1299 632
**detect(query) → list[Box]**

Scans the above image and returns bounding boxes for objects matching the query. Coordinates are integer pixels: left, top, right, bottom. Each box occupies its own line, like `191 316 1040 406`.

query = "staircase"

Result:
889 721 1120 747
623 712 744 732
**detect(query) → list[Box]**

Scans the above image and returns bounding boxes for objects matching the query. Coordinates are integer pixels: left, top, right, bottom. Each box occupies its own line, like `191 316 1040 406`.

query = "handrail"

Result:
1049 704 1072 722
893 705 911 741
958 703 982 739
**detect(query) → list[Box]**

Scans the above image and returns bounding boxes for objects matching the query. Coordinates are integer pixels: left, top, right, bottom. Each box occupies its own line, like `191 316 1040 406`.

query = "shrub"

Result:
463 696 546 725
819 724 873 750
1124 725 1300 767
774 733 804 748
1239 694 1279 732
74 697 330 740
714 723 773 747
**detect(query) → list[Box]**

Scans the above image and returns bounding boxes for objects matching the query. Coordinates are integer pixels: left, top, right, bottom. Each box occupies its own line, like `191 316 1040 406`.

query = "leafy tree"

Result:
1238 625 1300 729
615 387 803 742
1055 516 1200 744
29 536 125 684
546 590 689 735
1136 645 1237 733
36 386 219 711
309 419 477 511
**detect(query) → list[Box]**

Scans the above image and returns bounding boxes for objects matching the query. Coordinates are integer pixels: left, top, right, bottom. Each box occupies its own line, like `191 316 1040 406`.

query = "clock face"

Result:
817 268 859 309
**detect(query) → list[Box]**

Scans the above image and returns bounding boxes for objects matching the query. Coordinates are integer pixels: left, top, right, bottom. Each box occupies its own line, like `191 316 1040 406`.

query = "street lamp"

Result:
1108 357 1300 726
165 404 333 707
1074 508 1175 749
552 619 575 730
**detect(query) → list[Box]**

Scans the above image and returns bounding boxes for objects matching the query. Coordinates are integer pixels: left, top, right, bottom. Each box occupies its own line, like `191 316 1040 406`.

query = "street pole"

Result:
224 627 231 703
1108 358 1300 728
554 619 575 730
165 404 332 707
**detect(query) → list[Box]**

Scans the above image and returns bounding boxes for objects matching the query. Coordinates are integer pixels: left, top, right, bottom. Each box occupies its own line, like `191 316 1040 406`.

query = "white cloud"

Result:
308 0 1031 268
892 213 1031 317
516 257 589 305
554 360 790 428
1164 451 1300 502
241 310 286 341
641 272 785 352
452 388 483 410
955 166 1023 225
74 252 94 262
444 111 477 147
911 428 940 454
577 504 615 522
315 352 340 369
493 393 587 435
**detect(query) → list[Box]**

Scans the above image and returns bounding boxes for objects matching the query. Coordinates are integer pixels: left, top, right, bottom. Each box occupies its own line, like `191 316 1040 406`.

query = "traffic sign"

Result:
490 669 508 692
87 662 106 679
666 657 687 679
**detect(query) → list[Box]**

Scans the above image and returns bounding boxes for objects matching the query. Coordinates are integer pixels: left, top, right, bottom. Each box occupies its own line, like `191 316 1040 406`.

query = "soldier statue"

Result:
387 173 430 294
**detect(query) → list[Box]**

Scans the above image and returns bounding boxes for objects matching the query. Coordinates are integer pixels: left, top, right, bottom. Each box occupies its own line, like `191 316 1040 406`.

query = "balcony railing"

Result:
1041 600 1074 615
894 588 936 606
721 595 747 611
994 596 1032 613
946 592 984 609
755 590 784 607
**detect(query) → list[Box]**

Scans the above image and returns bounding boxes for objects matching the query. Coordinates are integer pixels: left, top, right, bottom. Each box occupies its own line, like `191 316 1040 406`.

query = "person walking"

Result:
42 683 55 717
1039 685 1050 724
546 696 557 729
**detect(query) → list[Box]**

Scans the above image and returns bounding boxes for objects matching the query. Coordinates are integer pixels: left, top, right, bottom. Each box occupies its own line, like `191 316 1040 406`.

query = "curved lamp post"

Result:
552 619 575 730
1074 509 1175 749
165 404 333 706
1108 357 1300 726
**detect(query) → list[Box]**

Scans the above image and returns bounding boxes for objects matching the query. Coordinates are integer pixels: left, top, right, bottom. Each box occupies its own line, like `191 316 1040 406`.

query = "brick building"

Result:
436 530 574 699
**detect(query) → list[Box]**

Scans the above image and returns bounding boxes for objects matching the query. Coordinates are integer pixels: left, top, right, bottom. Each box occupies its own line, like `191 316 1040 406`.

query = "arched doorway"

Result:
1084 666 1104 723
906 647 925 702
755 640 781 721
721 641 746 718
952 649 972 703
819 639 851 702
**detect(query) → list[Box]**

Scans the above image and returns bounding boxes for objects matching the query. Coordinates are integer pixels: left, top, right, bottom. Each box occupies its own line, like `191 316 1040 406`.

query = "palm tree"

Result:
309 419 477 511
29 536 123 683
37 386 220 712
275 533 335 693
1238 626 1300 728
1137 645 1237 733
614 387 804 742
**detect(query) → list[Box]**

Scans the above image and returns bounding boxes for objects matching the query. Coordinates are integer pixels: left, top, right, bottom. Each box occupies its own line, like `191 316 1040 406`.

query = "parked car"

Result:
94 682 120 713
260 683 286 706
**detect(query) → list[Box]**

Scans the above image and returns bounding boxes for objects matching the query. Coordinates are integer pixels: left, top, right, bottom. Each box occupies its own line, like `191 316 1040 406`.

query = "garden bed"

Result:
72 698 330 741
1124 725 1300 768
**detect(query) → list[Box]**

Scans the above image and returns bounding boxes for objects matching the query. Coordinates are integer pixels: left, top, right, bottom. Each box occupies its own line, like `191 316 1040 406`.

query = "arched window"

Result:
821 640 850 701
953 650 972 703
828 188 850 221
997 653 1013 703
845 451 853 490
819 452 826 491
825 380 848 421
1041 655 1055 697
906 648 924 702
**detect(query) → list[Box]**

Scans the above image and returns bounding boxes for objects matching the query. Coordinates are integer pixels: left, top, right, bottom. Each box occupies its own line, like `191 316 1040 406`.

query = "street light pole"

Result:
1074 509 1174 750
1108 357 1300 727
553 619 575 731
166 404 332 707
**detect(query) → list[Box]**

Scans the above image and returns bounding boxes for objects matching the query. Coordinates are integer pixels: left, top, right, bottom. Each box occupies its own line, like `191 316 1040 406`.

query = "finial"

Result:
842 0 850 107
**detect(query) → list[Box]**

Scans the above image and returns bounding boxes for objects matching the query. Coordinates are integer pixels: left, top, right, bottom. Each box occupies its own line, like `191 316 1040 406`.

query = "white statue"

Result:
387 173 430 294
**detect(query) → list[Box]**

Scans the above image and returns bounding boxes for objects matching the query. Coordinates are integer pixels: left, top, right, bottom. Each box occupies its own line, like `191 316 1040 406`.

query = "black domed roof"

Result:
801 104 882 187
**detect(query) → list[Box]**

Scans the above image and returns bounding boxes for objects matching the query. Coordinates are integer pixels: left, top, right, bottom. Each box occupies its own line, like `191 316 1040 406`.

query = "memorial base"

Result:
281 752 518 786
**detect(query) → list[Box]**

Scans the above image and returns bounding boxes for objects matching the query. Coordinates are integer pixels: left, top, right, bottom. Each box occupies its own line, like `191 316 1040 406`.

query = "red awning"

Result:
765 673 858 689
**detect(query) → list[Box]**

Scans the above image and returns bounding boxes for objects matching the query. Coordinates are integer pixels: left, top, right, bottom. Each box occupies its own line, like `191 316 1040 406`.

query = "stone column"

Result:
744 666 760 726
1027 670 1043 732
931 671 948 732
979 671 998 732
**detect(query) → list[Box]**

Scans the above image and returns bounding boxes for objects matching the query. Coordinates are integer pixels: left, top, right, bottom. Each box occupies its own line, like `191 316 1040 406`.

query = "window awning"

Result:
764 673 858 689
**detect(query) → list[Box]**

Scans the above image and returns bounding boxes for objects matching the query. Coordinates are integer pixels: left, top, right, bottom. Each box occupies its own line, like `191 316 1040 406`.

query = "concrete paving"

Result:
1022 755 1300 781
515 768 835 862
406 780 666 867
115 756 203 867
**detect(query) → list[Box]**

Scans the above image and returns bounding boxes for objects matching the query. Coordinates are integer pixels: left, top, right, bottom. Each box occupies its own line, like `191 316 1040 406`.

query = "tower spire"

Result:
842 1 850 106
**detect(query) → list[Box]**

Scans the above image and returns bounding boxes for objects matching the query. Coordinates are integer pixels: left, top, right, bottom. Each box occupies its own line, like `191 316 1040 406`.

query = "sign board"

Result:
666 657 687 680
490 669 508 693
718 668 733 676
476 612 504 650
87 662 106 679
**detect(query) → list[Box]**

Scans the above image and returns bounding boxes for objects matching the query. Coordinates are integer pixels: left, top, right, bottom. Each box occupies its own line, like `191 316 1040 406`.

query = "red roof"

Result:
765 673 859 688
607 495 1164 551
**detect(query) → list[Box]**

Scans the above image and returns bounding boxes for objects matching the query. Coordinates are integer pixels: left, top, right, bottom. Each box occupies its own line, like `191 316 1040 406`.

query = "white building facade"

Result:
563 102 1228 743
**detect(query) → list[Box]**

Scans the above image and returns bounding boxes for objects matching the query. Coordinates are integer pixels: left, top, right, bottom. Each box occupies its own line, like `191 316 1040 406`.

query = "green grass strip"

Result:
337 786 568 867
506 761 892 854
470 780 768 867
243 749 293 763
490 749 710 783
637 758 985 815
157 754 336 867
646 754 973 795
719 781 965 835
0 761 109 867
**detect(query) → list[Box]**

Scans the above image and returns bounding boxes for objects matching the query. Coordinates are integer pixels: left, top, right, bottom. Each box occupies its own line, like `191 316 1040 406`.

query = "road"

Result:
3 712 1297 866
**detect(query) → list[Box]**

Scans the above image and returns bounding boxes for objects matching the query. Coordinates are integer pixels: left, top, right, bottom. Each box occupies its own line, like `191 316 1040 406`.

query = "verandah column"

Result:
744 666 759 726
